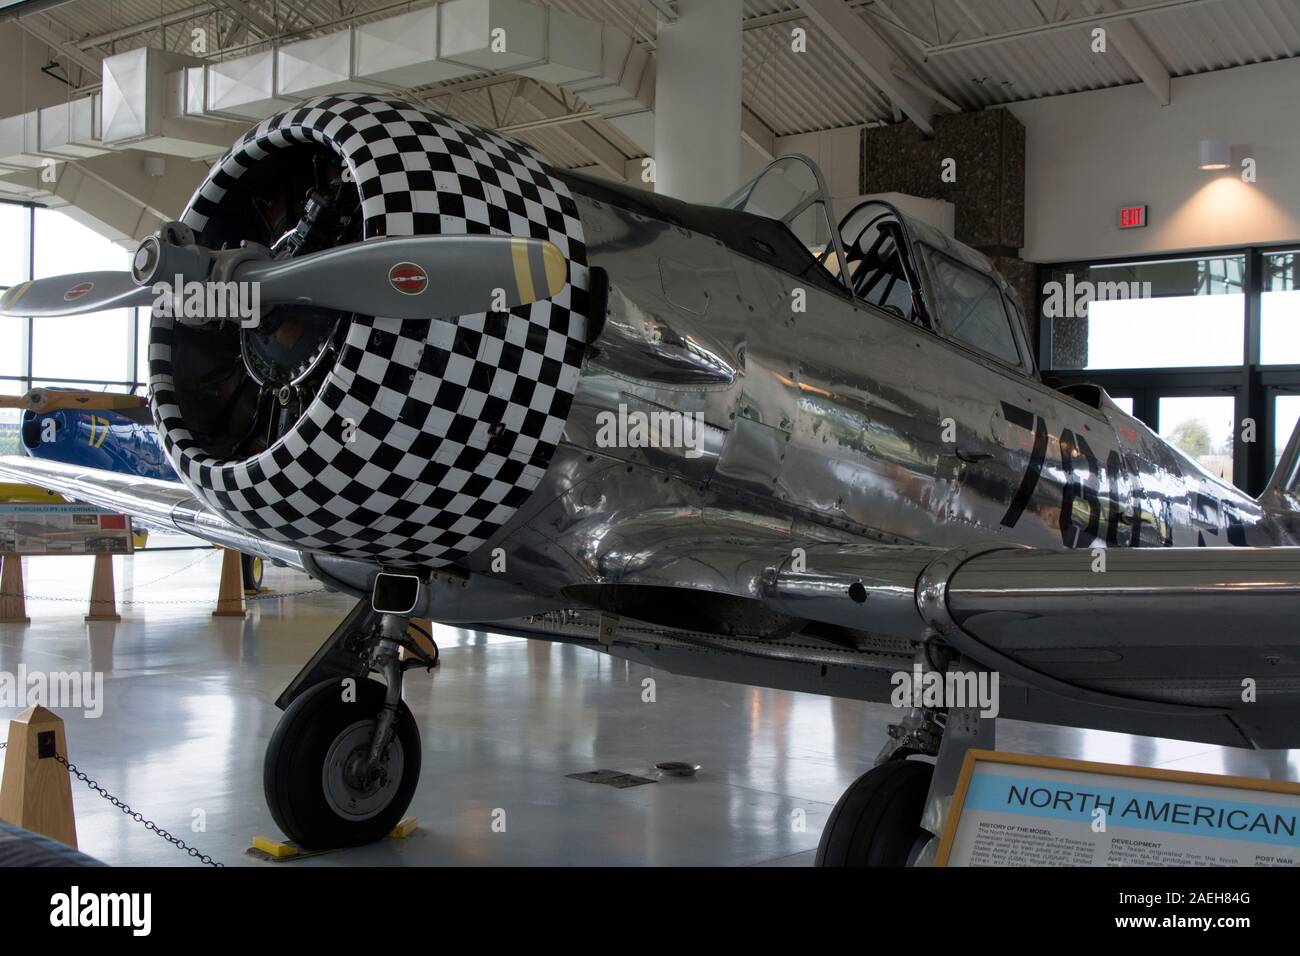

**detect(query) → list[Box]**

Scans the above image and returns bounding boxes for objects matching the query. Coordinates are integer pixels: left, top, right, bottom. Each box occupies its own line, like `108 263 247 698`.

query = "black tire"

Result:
263 678 421 849
241 552 263 591
815 760 934 867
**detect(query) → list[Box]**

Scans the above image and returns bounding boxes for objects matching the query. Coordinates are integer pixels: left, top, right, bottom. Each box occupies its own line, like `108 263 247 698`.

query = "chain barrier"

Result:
0 586 330 606
0 741 222 866
53 753 224 866
1 550 334 605
0 556 330 863
114 549 219 596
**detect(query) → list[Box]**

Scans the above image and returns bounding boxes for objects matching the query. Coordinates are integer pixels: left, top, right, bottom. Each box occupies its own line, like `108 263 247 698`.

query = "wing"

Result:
0 455 303 569
482 537 1300 749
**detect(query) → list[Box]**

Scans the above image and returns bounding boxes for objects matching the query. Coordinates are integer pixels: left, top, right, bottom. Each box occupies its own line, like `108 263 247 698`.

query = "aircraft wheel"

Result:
263 678 421 849
815 759 934 867
241 553 264 592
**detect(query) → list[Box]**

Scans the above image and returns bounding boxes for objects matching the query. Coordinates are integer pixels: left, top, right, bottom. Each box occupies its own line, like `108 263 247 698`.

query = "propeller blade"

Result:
0 271 155 317
239 234 568 321
0 388 146 413
1 234 569 324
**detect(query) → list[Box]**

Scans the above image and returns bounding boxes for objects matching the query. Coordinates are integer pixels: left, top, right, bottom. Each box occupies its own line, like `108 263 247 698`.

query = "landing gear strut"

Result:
815 645 996 867
263 605 436 849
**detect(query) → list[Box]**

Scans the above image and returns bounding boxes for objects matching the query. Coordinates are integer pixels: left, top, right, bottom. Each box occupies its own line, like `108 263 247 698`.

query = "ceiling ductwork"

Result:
100 46 248 157
0 0 657 223
4 0 654 158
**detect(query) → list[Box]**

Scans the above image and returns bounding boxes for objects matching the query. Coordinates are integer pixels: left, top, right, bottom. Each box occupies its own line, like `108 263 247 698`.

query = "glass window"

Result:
31 209 133 383
0 203 31 380
0 317 25 378
0 202 30 289
136 309 150 386
1158 395 1235 485
1274 394 1300 469
842 215 915 321
722 156 843 278
1262 251 1300 365
29 379 138 394
1110 395 1135 416
0 378 23 456
1045 256 1245 370
924 248 1021 366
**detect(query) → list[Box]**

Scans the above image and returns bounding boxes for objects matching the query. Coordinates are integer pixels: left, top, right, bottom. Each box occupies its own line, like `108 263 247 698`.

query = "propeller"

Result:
235 233 567 321
0 230 569 324
0 387 146 413
0 271 155 318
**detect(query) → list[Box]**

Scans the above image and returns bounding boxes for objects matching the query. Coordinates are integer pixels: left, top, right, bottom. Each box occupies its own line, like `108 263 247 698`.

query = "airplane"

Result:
2 92 1299 866
0 388 264 587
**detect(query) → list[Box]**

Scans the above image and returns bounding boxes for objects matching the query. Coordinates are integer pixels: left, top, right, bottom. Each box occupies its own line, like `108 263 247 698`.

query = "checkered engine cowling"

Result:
150 93 589 567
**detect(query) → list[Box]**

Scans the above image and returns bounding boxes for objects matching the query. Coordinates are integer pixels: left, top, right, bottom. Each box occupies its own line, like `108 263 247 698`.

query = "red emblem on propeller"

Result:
388 262 428 296
64 281 95 301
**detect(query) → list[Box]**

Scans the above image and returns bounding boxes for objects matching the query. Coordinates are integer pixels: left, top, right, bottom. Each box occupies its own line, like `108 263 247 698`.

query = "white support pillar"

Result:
653 0 743 204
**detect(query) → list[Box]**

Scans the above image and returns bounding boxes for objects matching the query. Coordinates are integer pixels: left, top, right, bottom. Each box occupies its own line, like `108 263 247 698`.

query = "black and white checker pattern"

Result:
150 93 589 567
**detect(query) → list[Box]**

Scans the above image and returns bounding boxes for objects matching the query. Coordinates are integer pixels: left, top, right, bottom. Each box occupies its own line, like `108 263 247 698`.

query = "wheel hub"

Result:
322 720 405 822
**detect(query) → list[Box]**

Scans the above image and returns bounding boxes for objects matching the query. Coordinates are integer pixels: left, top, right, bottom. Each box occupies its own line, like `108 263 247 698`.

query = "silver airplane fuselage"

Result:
417 174 1300 750
478 182 1286 596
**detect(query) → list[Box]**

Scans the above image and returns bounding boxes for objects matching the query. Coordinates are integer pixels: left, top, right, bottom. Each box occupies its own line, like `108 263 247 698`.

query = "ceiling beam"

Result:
951 0 991 36
741 103 775 160
78 4 213 50
1079 0 1171 105
513 80 628 181
868 0 966 112
792 0 933 134
925 0 1232 56
14 13 103 77
208 0 279 40
498 110 600 134
640 0 679 23
0 0 77 23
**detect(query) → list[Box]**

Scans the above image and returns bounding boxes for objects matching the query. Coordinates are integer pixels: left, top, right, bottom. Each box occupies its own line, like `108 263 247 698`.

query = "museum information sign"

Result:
0 504 134 555
936 750 1300 867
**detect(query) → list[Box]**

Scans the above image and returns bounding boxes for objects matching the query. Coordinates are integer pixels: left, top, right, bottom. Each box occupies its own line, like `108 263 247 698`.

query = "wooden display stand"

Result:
0 553 29 624
85 553 121 623
0 705 78 848
212 548 247 618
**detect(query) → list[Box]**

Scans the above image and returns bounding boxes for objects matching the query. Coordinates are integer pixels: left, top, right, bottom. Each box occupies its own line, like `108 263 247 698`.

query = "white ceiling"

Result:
9 0 1300 168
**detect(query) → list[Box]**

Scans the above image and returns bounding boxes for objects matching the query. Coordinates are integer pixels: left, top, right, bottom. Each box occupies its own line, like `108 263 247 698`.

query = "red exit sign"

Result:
1119 204 1148 229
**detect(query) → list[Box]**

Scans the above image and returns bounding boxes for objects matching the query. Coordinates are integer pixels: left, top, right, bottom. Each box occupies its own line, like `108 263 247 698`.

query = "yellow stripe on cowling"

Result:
511 237 535 304
1 281 31 313
540 241 567 297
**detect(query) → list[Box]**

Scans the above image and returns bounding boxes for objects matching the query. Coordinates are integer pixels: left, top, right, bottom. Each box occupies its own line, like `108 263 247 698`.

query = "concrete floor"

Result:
4 548 1300 867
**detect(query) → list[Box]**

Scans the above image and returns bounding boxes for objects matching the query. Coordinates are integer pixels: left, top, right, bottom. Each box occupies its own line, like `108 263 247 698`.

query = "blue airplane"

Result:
3 387 263 589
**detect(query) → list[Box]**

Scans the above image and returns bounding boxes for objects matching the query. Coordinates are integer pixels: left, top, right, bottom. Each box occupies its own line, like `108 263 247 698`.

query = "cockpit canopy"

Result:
721 155 847 280
723 155 1035 375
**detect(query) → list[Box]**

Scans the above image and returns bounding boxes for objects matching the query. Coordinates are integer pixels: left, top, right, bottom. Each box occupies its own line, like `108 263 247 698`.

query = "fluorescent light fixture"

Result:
1199 139 1230 170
